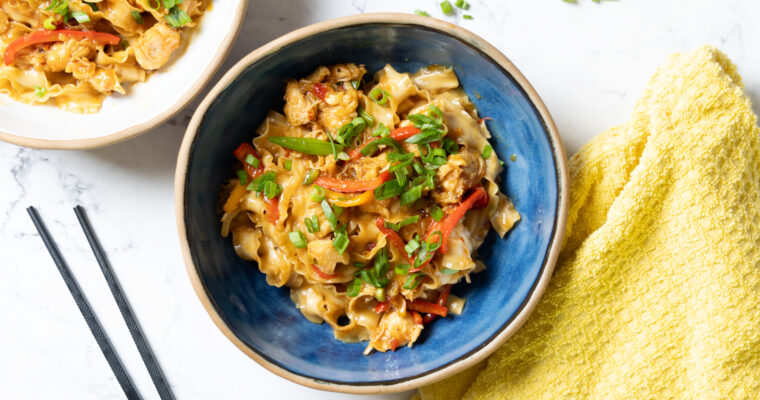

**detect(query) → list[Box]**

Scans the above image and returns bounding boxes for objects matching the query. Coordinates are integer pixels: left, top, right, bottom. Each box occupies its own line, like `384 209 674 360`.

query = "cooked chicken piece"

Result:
67 58 96 80
283 80 317 126
369 310 422 352
317 88 358 134
89 67 124 94
307 239 349 276
305 66 330 83
44 39 96 72
434 148 486 204
133 23 180 70
327 63 366 83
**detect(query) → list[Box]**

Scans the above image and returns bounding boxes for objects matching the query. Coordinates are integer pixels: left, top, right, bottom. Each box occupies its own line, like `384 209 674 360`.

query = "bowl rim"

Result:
175 12 569 394
0 0 248 150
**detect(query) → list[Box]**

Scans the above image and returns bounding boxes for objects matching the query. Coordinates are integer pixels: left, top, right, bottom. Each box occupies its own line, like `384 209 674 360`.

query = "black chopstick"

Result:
73 206 175 400
27 207 142 400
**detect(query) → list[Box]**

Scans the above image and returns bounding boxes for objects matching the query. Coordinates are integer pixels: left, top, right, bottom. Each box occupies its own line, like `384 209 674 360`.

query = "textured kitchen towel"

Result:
418 46 760 399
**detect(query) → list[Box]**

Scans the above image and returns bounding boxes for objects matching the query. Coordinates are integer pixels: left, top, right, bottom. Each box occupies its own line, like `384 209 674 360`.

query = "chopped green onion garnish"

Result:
336 117 366 145
303 169 319 185
269 136 345 156
71 11 90 23
482 144 493 159
455 0 469 9
321 199 338 230
34 86 47 98
414 9 430 16
304 216 319 233
85 1 99 11
442 137 458 154
441 268 459 274
430 206 444 221
236 169 247 185
400 185 423 206
262 180 282 199
43 17 56 30
311 185 325 202
394 264 411 275
246 171 277 192
332 229 349 255
405 239 420 255
336 151 350 161
462 14 473 19
403 273 426 290
384 216 420 231
350 80 360 90
413 162 424 174
325 130 339 159
165 6 191 28
394 167 407 186
130 10 143 24
372 123 390 137
353 262 364 268
374 287 386 302
163 0 180 7
289 231 307 248
46 0 69 17
440 0 454 15
347 278 362 297
499 160 505 166
333 205 344 218
359 136 403 157
358 108 375 127
283 159 292 170
374 180 404 200
369 87 390 105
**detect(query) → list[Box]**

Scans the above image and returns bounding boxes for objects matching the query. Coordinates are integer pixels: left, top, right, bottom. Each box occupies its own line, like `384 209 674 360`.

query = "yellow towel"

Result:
418 46 760 399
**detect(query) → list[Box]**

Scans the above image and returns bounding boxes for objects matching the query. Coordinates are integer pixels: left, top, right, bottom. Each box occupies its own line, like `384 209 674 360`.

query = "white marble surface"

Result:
2 1 759 399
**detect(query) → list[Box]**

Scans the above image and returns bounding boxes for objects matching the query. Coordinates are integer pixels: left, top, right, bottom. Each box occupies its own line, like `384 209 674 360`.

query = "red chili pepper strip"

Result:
315 170 390 193
349 126 422 160
427 186 488 254
233 143 264 180
311 264 337 280
375 217 413 263
4 30 121 65
388 337 400 352
423 285 452 325
311 83 328 101
408 299 448 317
265 196 279 224
374 302 388 313
411 311 423 325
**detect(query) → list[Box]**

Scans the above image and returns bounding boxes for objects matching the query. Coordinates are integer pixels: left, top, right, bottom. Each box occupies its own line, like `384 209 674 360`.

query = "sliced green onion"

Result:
406 128 445 145
165 6 191 28
455 0 469 9
288 231 307 248
482 144 493 159
85 1 99 11
236 169 247 185
463 14 473 19
249 157 260 169
413 162 424 174
353 262 365 268
246 171 276 192
394 264 411 275
333 205 344 218
394 167 407 186
321 199 337 230
359 137 403 156
130 10 143 24
440 0 454 15
404 239 420 255
403 273 426 290
400 185 423 206
384 216 420 231
374 180 404 200
45 0 69 17
311 185 325 202
372 123 390 137
283 159 292 170
43 17 56 30
369 87 390 105
263 180 282 199
303 169 319 185
414 9 430 16
336 151 350 161
442 137 459 154
163 0 180 7
332 230 349 255
304 216 319 233
71 11 90 23
346 278 362 297
336 117 366 145
499 160 505 166
427 231 443 252
269 136 345 156
441 268 459 274
358 108 375 127
350 80 360 90
374 287 386 302
431 206 444 221
34 86 47 98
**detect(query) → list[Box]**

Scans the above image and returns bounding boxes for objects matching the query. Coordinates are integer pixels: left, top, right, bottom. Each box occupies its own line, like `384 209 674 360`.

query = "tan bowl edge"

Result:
0 0 248 150
175 12 569 395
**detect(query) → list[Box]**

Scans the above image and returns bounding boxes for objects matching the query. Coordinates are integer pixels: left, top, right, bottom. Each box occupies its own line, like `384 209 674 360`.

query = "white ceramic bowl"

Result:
0 0 247 149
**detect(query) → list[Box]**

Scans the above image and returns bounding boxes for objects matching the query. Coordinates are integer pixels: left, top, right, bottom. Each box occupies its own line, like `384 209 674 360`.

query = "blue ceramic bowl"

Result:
176 13 568 394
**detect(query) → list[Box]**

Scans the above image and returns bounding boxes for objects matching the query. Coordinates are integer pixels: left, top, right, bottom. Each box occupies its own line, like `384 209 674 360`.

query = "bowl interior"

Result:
0 0 243 145
183 23 560 386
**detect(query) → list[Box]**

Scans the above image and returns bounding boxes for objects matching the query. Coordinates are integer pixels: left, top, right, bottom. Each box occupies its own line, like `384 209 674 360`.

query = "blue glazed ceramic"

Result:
176 14 568 394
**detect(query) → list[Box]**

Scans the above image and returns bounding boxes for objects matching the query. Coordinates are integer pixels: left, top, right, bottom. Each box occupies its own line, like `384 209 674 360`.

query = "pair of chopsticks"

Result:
28 206 174 400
